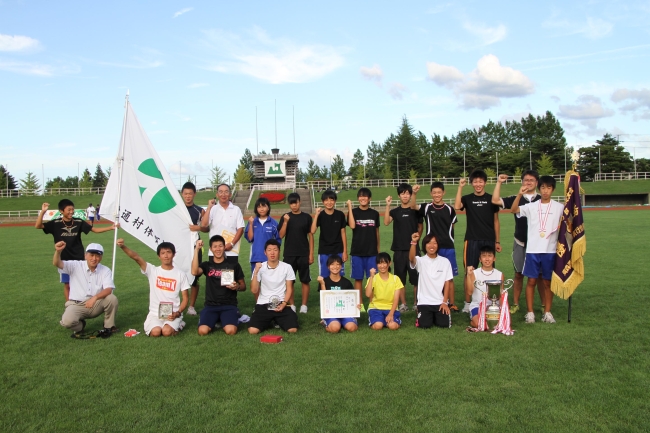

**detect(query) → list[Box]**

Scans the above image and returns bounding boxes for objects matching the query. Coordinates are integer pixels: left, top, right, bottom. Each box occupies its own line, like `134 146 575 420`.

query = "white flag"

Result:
101 100 195 281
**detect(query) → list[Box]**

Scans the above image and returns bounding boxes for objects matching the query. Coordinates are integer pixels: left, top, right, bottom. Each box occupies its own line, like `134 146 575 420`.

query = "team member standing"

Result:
86 203 96 226
347 188 380 312
278 193 314 313
311 190 348 278
245 197 281 274
454 170 501 313
182 181 207 316
201 183 245 265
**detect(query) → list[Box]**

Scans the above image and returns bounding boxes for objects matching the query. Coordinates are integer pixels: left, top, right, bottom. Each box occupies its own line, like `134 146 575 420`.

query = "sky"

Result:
1 0 650 188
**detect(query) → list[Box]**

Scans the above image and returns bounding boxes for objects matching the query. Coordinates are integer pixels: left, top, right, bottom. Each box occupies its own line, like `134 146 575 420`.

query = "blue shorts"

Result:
89 216 95 222
319 253 345 278
60 273 70 284
324 318 358 327
522 253 555 280
351 255 376 280
470 307 479 318
198 305 240 330
437 248 459 276
368 309 402 326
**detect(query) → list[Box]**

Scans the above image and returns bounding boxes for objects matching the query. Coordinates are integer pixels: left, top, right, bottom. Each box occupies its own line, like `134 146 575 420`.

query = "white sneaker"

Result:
187 306 197 316
179 321 186 330
462 302 470 313
290 305 296 313
398 303 408 313
542 312 556 323
525 312 535 323
299 305 308 314
238 314 251 324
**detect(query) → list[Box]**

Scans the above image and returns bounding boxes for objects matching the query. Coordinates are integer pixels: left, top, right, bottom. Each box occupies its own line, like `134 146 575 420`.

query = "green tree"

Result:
348 149 365 178
305 159 321 181
635 158 650 173
239 149 255 181
577 134 633 180
233 163 252 185
331 155 346 180
513 166 523 179
209 165 228 187
93 163 107 188
484 167 497 179
536 154 555 176
408 168 418 184
0 165 17 191
19 171 40 195
382 163 393 180
79 168 93 189
388 117 425 179
366 141 384 179
320 165 331 182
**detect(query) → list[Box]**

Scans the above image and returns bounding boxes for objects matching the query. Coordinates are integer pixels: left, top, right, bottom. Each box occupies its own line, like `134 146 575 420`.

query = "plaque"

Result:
320 290 361 319
158 302 173 319
221 269 235 286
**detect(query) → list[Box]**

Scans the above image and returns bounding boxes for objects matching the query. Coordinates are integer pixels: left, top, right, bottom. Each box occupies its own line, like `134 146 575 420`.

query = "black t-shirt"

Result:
349 207 380 256
186 204 204 225
199 259 245 306
502 194 541 244
418 203 457 249
323 276 354 291
278 211 312 257
460 193 500 241
316 209 346 254
389 206 422 251
42 218 92 260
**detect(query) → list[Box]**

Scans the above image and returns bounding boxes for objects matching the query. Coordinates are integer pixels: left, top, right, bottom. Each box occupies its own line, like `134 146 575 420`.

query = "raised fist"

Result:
498 174 509 183
196 240 203 249
411 232 420 242
248 216 255 223
412 185 421 194
385 196 392 206
41 203 50 211
459 178 467 187
283 213 290 221
55 241 66 251
369 268 376 277
116 238 125 248
254 262 263 272
317 276 324 283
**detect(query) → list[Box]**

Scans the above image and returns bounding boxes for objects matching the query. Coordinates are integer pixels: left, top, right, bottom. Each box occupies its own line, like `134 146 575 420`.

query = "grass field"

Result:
1 208 649 432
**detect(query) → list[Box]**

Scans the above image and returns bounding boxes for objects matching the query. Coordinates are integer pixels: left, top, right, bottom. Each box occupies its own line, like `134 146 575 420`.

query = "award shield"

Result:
221 269 235 286
268 296 281 310
158 301 173 319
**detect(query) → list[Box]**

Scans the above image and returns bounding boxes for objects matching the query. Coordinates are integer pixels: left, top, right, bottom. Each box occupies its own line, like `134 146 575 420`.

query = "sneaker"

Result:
509 304 520 314
541 312 556 323
179 321 186 331
299 305 308 314
462 302 470 313
525 312 535 323
187 306 197 316
290 305 296 313
70 319 87 338
398 304 408 313
449 304 459 312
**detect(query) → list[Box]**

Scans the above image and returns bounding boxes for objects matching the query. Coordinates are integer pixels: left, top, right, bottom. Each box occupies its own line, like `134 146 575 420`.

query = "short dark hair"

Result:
58 199 74 211
157 242 176 256
321 190 337 201
216 183 230 193
396 183 413 195
469 169 487 183
521 169 539 182
264 239 281 250
376 252 392 265
539 175 556 190
430 181 445 191
479 245 495 256
254 197 271 216
421 234 439 254
182 182 196 193
357 187 372 198
287 192 301 204
209 235 225 247
326 254 343 267
89 203 93 206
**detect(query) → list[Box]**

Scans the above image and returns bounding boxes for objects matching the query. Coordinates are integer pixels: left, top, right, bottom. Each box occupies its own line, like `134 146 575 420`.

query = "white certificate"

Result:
320 290 360 319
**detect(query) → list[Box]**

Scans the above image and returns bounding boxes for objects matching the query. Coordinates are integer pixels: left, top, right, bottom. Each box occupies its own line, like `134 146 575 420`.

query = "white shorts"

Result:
143 311 184 335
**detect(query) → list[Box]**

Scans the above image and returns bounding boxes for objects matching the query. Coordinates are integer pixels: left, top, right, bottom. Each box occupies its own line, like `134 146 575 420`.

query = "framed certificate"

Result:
158 302 173 320
320 290 360 319
221 269 235 286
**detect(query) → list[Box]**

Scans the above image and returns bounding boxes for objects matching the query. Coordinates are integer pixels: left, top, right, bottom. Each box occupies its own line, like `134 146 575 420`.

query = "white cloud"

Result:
558 95 614 119
173 7 193 18
388 82 407 100
0 34 40 52
202 27 345 84
611 88 650 120
543 15 613 40
187 82 209 89
462 22 507 46
98 47 163 69
426 54 534 110
360 64 382 84
0 60 80 76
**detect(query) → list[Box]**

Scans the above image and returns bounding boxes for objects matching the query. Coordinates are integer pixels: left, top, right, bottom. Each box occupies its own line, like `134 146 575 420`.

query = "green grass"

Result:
1 209 650 431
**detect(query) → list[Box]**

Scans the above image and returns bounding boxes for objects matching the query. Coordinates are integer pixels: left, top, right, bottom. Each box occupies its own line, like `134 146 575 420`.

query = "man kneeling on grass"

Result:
53 241 118 337
248 239 299 334
117 239 190 337
191 236 246 336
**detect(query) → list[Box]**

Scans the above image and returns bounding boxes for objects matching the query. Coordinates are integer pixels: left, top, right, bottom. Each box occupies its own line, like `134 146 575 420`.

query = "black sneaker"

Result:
70 319 87 338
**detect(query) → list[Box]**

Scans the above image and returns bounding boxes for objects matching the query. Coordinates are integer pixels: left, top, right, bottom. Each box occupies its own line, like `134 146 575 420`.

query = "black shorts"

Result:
192 248 203 286
393 250 419 286
249 304 299 332
463 240 496 271
415 305 451 329
283 256 311 284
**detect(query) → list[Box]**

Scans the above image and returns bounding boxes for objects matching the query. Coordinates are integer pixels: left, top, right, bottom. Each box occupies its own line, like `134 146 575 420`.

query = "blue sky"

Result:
1 0 650 187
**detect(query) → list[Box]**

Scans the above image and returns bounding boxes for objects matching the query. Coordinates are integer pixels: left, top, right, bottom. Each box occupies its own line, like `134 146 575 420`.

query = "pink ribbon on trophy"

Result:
491 292 515 336
467 292 489 332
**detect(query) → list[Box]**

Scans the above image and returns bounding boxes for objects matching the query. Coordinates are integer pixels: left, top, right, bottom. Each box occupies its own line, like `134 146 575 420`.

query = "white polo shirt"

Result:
410 255 453 305
254 261 296 305
62 260 115 302
207 201 245 257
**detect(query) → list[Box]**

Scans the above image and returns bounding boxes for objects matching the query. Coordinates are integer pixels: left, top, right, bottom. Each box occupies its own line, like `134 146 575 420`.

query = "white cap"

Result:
86 243 104 255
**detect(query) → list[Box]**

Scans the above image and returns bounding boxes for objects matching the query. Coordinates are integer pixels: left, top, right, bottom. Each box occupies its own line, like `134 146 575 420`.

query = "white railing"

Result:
0 210 42 218
0 187 108 198
594 172 650 181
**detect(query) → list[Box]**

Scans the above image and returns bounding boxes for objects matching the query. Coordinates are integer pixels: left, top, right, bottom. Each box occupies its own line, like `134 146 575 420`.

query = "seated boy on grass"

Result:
465 246 504 329
366 253 403 330
317 254 359 333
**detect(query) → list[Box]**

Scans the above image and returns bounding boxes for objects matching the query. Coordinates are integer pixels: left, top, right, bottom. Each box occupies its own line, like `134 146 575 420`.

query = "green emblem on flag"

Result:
137 158 176 214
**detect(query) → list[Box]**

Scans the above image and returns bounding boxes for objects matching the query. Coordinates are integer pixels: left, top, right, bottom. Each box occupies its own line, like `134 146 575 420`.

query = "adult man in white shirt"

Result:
53 241 118 337
201 183 245 265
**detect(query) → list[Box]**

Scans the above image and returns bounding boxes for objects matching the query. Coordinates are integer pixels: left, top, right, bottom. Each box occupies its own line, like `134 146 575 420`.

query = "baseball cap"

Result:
86 243 104 255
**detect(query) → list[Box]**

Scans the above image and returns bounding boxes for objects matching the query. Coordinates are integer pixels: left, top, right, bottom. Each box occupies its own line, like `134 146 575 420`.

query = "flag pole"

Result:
111 90 130 274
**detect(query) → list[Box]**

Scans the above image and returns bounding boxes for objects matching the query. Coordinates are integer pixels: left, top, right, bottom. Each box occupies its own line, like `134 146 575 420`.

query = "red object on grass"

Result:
260 192 285 203
260 335 283 344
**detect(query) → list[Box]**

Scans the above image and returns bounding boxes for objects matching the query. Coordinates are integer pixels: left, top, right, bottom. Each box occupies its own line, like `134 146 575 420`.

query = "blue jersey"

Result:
245 217 282 263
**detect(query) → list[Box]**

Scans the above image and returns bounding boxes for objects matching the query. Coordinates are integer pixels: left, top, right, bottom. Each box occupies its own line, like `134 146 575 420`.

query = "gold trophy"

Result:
474 279 514 326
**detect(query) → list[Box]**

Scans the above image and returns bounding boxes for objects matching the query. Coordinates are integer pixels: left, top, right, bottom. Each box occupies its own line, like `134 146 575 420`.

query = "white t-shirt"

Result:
469 267 503 311
255 261 296 305
208 201 245 257
86 206 96 218
517 200 564 253
142 263 190 314
411 255 453 305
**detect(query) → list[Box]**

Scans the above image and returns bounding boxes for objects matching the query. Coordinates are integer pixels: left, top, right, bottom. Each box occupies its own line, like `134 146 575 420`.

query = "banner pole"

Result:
111 91 129 275
568 295 572 323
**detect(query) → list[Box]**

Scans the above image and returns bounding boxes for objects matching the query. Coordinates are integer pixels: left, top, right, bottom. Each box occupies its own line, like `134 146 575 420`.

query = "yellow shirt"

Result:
369 273 404 311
